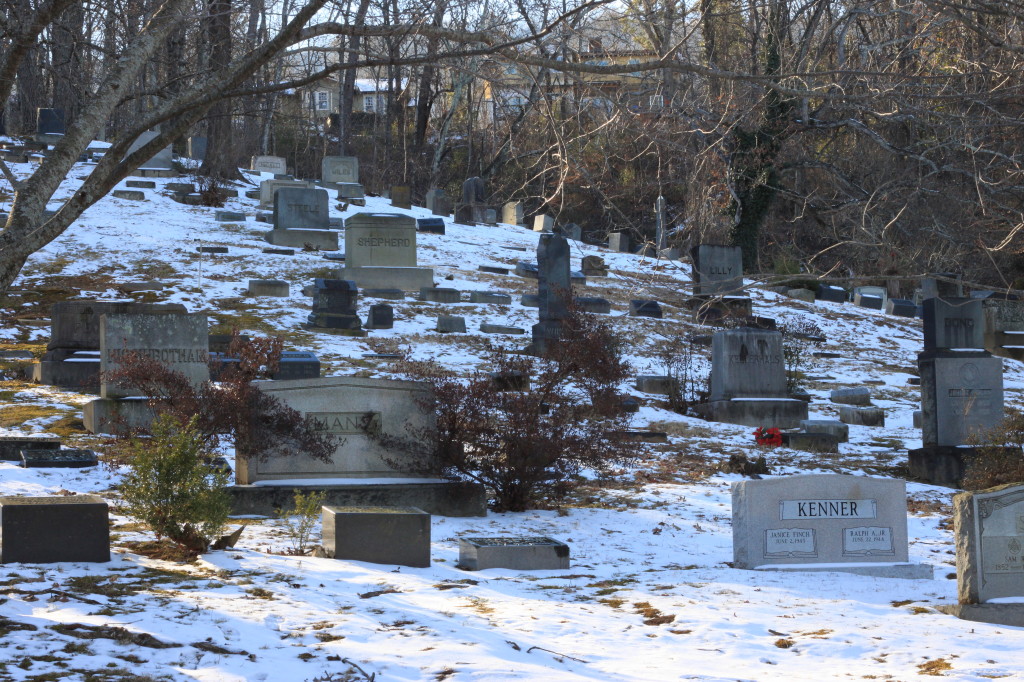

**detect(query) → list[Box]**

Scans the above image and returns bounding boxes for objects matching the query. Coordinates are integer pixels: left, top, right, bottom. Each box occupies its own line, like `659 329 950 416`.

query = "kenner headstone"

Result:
732 474 931 578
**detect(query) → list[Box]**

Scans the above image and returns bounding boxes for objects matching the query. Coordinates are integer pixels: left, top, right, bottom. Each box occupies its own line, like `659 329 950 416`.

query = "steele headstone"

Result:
273 187 329 231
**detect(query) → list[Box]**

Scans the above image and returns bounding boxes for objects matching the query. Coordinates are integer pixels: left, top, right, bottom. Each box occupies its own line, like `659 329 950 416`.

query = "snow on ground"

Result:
0 156 1022 680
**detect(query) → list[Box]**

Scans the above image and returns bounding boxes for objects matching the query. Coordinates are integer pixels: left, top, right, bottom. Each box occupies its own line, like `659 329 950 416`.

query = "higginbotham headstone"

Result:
99 312 209 399
732 474 931 578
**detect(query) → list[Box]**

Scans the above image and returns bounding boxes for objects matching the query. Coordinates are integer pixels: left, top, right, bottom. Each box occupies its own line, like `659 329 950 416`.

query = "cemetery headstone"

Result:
425 189 447 214
886 298 917 317
273 187 329 231
248 280 289 297
0 435 60 462
36 108 65 136
339 213 433 290
922 273 964 300
239 376 436 482
830 387 872 405
816 285 848 303
939 484 1024 626
391 185 412 209
322 506 430 567
0 495 110 563
923 298 984 349
187 136 207 160
251 155 288 175
608 232 631 252
323 156 358 184
462 176 485 205
531 231 571 355
853 286 887 309
421 287 460 303
533 215 554 233
437 315 467 333
366 304 394 329
691 244 744 296
127 131 173 171
699 327 807 428
629 300 662 318
732 474 931 578
259 179 313 209
459 536 570 571
20 448 97 468
306 279 364 333
502 202 524 226
98 312 208 400
417 218 446 235
581 255 608 277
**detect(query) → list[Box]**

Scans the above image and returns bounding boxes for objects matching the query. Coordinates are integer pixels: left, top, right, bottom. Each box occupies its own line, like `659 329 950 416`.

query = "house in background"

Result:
301 76 414 119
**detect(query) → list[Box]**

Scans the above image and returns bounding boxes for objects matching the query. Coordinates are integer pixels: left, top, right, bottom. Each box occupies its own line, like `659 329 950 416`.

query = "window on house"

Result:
649 94 665 109
364 95 375 113
315 91 330 110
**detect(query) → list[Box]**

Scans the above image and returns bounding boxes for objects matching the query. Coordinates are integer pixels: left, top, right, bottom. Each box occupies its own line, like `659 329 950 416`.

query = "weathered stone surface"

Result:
787 288 815 303
816 285 848 303
533 215 554 233
323 156 359 183
459 537 570 571
853 286 886 309
366 304 394 329
581 255 608 277
390 185 412 209
830 387 872 406
629 300 662 318
886 298 917 317
306 279 362 332
251 155 287 174
800 419 849 442
437 315 467 333
248 280 289 297
0 495 110 563
322 506 430 567
274 187 329 231
215 210 246 222
0 435 60 462
259 179 313 209
732 474 930 578
574 297 611 314
953 484 1024 604
416 218 445 234
20 448 97 468
782 432 840 453
710 329 787 401
919 351 1003 447
608 232 631 252
265 228 338 251
691 244 744 296
125 180 156 189
922 273 964 300
480 323 526 335
240 376 436 482
197 246 228 254
635 375 673 395
502 202 523 226
99 313 209 399
112 190 145 201
469 291 511 305
838 405 886 427
923 298 984 350
531 231 571 354
420 287 461 303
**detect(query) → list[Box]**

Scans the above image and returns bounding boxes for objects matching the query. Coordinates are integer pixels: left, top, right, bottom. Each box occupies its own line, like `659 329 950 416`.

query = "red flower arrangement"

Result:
753 426 783 447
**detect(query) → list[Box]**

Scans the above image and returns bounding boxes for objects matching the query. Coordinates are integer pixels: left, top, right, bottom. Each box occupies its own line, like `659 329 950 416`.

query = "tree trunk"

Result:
199 0 240 180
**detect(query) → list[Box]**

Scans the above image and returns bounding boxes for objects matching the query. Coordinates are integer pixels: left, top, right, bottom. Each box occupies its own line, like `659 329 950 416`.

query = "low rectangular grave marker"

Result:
458 536 570 570
322 505 429 567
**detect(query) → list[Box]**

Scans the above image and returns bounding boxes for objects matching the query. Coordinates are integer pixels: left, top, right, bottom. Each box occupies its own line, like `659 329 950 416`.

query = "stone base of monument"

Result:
265 229 339 251
133 168 177 178
338 266 434 291
458 536 570 571
30 357 100 393
749 562 932 579
229 480 486 517
321 506 430 568
696 398 808 429
0 495 110 563
937 603 1024 627
908 446 1022 488
83 398 156 435
688 296 752 324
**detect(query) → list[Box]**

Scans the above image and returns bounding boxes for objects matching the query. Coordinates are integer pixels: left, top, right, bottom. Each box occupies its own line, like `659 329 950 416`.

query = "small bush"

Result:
275 489 327 555
388 334 635 512
778 317 825 394
119 415 231 555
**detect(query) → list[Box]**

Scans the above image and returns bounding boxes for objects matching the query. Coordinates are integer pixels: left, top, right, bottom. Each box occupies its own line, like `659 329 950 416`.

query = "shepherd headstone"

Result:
339 213 433 290
732 475 931 578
